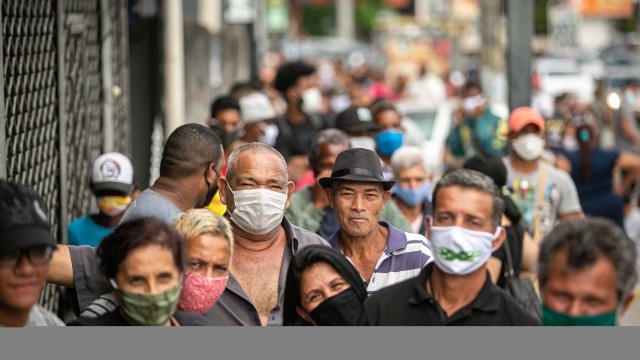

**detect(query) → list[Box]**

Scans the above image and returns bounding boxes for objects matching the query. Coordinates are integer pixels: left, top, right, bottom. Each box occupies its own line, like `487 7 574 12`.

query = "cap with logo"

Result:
0 179 56 254
90 152 134 195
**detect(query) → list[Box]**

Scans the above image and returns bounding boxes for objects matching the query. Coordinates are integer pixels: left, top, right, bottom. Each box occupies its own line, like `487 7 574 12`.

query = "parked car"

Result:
533 56 595 104
394 100 454 183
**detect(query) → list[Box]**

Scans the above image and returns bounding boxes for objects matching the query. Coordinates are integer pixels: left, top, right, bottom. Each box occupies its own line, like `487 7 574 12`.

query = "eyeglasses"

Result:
0 245 55 269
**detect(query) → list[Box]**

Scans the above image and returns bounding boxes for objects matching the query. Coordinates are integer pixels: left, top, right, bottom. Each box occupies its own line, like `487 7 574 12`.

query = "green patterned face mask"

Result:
111 279 182 326
429 225 501 275
435 247 481 262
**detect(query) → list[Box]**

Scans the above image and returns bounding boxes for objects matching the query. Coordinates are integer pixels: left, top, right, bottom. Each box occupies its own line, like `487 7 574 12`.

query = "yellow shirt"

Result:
205 190 226 216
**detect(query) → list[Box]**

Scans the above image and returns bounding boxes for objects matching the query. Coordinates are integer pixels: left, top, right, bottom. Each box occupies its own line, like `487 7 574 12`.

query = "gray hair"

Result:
310 129 350 161
390 146 430 178
538 218 638 301
309 129 351 177
432 169 504 228
226 142 288 183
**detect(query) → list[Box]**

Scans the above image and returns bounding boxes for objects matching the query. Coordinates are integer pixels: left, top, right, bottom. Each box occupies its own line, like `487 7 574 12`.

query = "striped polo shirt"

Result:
328 221 433 295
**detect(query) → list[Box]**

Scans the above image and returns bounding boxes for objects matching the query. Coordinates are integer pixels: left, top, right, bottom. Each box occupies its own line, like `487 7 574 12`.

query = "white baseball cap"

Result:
90 152 134 194
240 92 277 125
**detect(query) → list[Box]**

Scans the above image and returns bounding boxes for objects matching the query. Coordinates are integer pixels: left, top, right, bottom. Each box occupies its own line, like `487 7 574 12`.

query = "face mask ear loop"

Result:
109 278 119 290
493 226 503 239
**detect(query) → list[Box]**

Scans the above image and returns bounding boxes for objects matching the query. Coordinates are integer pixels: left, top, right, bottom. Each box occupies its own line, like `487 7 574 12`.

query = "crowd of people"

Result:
1 57 639 327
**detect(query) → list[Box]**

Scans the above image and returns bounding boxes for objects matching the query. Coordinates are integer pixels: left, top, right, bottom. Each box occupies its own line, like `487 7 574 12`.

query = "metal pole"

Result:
57 0 69 244
101 0 114 153
479 0 502 96
289 0 303 39
247 21 259 83
336 0 355 39
507 0 533 111
162 0 185 137
0 0 7 179
255 0 269 80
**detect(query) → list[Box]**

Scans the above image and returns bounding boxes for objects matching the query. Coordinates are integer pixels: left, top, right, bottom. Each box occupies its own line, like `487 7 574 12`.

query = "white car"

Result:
394 100 454 183
534 57 595 104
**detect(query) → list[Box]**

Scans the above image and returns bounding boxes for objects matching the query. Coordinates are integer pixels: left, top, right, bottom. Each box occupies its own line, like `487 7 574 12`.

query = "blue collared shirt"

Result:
327 221 432 295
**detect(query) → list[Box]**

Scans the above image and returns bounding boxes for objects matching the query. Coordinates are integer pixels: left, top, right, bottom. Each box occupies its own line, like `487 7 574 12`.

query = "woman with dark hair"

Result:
563 124 640 227
283 245 368 326
69 218 212 326
463 155 539 288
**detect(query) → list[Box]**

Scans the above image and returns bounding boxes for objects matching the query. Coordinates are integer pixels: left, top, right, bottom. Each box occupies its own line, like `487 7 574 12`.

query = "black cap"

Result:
0 179 56 254
319 148 395 190
335 106 379 135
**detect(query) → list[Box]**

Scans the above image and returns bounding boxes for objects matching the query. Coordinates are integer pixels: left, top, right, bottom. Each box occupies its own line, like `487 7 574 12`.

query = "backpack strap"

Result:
532 165 548 242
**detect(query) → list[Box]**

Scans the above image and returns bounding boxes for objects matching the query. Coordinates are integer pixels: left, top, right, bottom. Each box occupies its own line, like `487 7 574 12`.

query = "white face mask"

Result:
462 94 485 116
350 136 376 151
430 225 502 275
227 185 287 235
258 123 279 147
301 87 323 114
511 133 545 161
562 135 579 152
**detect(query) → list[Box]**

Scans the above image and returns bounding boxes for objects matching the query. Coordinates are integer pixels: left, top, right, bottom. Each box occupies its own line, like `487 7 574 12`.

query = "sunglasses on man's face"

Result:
0 245 55 269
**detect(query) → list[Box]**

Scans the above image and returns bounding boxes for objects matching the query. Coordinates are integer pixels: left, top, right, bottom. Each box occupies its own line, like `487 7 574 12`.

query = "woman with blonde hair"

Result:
172 209 234 314
74 210 234 321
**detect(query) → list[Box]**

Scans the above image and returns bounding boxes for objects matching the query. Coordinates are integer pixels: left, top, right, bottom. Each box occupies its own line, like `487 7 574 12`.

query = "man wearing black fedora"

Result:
321 148 433 295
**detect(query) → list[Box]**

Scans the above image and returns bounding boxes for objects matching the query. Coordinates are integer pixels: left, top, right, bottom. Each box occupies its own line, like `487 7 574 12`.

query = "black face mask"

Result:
201 166 220 208
308 287 367 326
210 126 243 150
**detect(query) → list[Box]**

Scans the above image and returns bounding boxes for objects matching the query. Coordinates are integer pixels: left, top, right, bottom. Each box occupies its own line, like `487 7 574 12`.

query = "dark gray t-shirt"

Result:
120 189 182 224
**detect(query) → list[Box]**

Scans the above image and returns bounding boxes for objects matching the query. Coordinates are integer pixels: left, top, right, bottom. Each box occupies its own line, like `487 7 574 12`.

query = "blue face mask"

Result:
375 130 403 157
392 180 431 206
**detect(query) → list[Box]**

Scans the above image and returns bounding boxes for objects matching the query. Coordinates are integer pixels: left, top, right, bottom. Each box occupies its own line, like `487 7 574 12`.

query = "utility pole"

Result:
161 0 185 137
198 0 222 34
507 0 533 110
337 0 355 39
289 0 303 38
479 0 507 104
415 0 430 25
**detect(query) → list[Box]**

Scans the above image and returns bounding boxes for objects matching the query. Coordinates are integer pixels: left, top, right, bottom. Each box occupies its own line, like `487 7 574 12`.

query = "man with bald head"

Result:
206 143 329 326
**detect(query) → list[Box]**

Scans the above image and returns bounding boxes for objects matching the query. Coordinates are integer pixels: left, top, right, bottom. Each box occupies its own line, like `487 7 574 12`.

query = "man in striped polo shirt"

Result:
320 148 433 295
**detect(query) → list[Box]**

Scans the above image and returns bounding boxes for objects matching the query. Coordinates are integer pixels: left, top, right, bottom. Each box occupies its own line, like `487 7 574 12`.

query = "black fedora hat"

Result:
319 148 395 190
